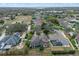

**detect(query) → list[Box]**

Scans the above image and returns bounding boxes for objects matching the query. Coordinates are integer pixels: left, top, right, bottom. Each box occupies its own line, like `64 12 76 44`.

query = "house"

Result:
33 17 43 26
30 32 49 48
0 17 10 20
39 32 49 47
33 12 43 26
0 32 20 50
30 32 41 48
58 17 77 29
58 19 70 28
67 32 76 37
48 30 70 47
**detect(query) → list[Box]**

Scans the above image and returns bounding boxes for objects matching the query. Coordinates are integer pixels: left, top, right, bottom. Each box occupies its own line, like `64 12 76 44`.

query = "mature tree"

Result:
0 20 4 24
25 40 30 47
46 16 59 25
6 23 27 34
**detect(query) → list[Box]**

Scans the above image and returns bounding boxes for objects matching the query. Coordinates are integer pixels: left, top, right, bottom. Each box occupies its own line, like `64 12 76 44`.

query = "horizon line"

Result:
0 3 79 7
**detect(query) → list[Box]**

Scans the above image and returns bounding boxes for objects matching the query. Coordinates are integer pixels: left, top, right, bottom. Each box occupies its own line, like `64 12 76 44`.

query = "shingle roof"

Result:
30 33 49 48
0 32 20 50
49 32 70 46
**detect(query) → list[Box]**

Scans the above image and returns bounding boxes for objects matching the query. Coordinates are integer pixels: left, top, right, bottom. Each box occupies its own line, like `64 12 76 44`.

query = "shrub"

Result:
39 45 44 51
25 40 30 47
52 50 75 55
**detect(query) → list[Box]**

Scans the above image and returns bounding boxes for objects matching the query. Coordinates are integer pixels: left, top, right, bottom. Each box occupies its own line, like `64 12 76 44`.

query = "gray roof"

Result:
30 34 41 48
48 31 70 46
0 32 20 50
30 33 49 48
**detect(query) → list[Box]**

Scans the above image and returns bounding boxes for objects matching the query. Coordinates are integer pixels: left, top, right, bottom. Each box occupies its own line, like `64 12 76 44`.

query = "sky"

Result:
0 3 79 7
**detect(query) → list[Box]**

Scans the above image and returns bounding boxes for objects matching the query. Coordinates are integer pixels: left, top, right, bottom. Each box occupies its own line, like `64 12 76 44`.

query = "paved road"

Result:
58 30 75 50
16 32 26 49
16 24 31 49
0 30 6 41
27 25 31 33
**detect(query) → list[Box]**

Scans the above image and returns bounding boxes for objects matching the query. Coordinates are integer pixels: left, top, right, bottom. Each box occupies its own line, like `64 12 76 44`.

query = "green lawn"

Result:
70 39 77 49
